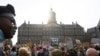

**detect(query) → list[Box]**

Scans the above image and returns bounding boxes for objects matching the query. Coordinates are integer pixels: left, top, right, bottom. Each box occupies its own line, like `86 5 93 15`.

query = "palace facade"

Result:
17 8 85 44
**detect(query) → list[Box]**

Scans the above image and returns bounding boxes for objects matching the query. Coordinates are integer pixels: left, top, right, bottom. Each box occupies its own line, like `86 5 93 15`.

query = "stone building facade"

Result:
86 20 100 42
17 8 85 44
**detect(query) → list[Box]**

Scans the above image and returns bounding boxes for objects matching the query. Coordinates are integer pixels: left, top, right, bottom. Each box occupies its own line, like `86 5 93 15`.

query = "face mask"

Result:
0 29 4 42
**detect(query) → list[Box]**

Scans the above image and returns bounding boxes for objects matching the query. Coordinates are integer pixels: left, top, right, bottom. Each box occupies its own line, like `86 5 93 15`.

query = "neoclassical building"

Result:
17 8 85 45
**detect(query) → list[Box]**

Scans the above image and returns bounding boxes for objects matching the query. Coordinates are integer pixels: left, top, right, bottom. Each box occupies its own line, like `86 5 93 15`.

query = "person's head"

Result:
0 4 17 41
51 49 62 56
11 46 16 52
86 48 98 56
18 47 31 56
4 44 11 52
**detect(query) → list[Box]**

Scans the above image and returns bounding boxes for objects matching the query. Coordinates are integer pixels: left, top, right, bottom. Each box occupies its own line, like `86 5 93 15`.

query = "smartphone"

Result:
0 29 4 42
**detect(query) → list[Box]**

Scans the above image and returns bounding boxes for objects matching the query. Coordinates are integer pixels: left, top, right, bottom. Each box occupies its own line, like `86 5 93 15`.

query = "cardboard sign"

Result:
91 38 100 44
66 38 73 49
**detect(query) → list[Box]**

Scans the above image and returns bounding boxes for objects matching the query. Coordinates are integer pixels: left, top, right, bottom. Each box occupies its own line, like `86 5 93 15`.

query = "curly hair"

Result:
18 47 31 56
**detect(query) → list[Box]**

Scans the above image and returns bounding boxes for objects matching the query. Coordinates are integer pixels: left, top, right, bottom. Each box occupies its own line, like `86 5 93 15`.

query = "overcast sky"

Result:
0 0 100 45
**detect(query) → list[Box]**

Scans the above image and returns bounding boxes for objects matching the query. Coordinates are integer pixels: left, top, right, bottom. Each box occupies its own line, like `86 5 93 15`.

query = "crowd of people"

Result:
0 4 100 56
0 42 100 56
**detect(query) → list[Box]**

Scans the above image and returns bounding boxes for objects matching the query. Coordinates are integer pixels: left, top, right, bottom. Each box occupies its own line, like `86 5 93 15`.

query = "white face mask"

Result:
0 29 4 42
